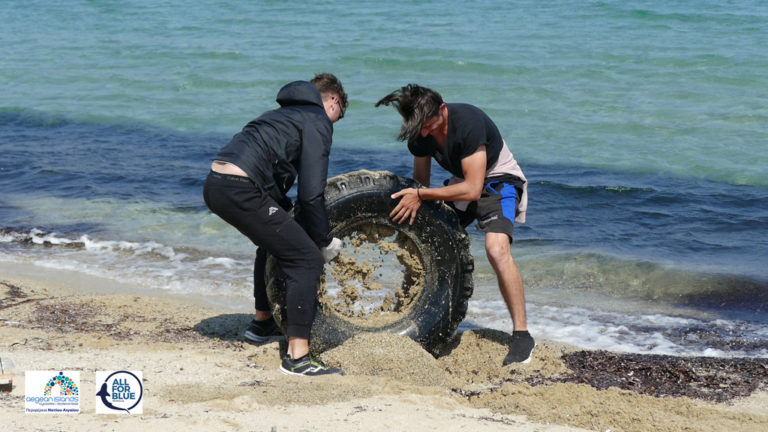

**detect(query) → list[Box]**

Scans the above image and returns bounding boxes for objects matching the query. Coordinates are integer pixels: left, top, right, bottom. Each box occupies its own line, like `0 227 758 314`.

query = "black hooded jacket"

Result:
214 81 333 247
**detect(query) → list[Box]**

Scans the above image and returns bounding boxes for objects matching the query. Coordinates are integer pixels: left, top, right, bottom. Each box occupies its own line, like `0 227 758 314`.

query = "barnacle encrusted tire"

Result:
266 170 474 355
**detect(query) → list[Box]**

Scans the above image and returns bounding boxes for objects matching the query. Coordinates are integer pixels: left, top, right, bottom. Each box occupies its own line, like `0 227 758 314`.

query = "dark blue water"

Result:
3 110 767 295
2 111 767 356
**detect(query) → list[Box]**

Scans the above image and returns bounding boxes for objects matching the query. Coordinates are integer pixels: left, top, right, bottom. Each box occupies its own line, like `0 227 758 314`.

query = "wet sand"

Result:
1 273 766 432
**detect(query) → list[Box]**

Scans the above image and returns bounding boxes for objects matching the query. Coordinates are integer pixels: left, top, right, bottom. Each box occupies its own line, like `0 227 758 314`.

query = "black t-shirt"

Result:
407 103 503 178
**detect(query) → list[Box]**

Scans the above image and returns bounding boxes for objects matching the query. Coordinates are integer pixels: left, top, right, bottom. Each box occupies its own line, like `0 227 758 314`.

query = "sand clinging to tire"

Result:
319 223 425 327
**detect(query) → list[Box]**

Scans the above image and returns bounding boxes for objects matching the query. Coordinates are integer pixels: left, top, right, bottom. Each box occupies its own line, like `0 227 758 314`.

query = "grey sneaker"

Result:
279 355 344 377
503 331 535 365
243 317 283 344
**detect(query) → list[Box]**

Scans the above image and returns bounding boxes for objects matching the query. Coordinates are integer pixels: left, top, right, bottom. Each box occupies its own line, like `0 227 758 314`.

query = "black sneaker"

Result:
503 331 536 365
279 355 344 377
243 317 283 343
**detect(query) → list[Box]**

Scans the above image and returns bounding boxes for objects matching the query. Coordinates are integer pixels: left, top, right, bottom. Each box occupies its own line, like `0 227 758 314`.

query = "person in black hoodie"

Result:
203 73 347 376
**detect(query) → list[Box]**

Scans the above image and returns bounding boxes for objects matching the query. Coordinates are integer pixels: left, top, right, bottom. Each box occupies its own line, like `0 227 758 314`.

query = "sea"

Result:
1 1 766 358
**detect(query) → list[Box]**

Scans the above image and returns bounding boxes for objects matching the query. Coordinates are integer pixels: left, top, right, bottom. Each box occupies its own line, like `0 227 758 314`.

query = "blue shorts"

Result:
448 175 522 242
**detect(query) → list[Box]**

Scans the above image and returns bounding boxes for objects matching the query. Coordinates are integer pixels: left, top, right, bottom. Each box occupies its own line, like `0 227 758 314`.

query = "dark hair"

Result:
310 73 348 110
375 84 443 142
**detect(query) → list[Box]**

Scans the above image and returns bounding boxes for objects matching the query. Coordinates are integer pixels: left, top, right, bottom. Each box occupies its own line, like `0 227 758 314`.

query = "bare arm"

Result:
419 148 486 202
390 146 487 225
413 156 431 187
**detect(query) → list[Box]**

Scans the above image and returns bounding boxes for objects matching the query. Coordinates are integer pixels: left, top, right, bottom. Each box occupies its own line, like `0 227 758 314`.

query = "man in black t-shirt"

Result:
376 84 535 364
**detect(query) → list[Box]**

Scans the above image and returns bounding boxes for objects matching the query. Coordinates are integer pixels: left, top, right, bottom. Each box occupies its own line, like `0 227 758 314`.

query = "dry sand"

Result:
1 271 766 432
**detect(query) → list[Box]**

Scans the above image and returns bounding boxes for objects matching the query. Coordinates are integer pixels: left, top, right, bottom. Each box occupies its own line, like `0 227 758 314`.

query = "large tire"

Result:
266 170 474 355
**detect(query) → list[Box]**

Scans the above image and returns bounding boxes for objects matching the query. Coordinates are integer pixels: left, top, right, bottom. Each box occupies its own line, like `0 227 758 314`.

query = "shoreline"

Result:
1 269 766 432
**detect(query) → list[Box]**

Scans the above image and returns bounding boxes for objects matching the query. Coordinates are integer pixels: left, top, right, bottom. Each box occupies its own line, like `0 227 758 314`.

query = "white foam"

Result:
0 228 254 299
467 299 768 358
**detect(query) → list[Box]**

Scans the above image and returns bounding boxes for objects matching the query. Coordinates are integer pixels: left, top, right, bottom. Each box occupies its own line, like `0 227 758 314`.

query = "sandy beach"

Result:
1 267 766 432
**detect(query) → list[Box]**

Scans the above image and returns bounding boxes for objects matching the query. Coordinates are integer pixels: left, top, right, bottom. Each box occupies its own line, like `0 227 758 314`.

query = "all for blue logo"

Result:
95 370 143 414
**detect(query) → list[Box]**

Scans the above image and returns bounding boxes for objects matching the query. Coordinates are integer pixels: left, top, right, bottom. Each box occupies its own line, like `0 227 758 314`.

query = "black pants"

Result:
203 171 323 339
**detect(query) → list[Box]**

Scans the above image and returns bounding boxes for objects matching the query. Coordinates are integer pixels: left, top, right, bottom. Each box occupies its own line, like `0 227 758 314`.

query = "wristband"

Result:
416 188 422 201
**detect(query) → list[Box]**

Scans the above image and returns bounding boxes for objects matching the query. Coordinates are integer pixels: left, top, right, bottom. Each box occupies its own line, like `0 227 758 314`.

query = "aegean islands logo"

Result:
95 370 143 414
25 371 80 414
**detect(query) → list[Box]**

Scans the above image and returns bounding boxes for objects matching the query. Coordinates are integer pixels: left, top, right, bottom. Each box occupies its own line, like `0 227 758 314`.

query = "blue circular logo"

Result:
96 371 143 413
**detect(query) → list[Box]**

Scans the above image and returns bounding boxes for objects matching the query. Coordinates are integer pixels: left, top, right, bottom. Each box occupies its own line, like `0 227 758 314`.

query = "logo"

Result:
25 371 80 414
95 371 143 414
268 206 278 216
480 214 499 223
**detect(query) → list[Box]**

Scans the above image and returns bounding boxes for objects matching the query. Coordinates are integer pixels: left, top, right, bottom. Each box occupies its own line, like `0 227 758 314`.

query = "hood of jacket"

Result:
275 81 324 109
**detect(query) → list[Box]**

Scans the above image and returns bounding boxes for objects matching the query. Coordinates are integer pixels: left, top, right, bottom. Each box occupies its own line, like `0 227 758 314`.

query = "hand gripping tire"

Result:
265 170 474 355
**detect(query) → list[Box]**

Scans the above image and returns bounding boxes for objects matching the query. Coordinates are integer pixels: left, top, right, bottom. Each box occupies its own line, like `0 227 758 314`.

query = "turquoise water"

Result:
4 1 767 184
1 1 767 357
